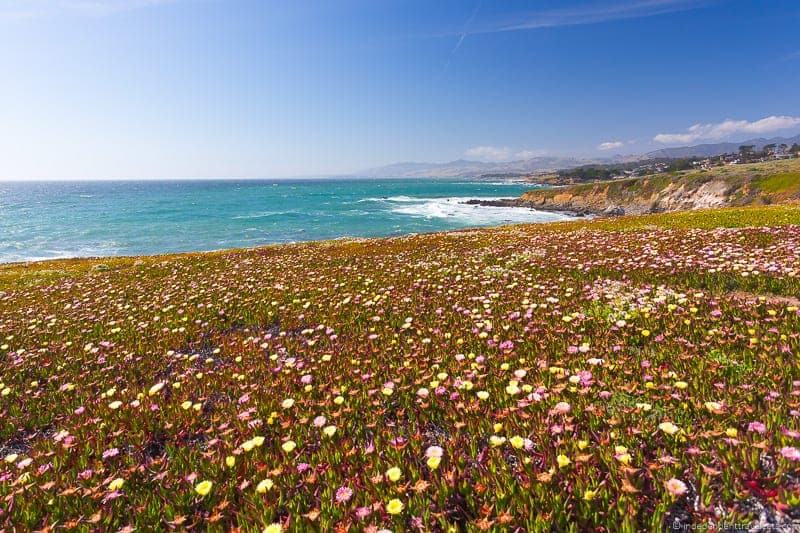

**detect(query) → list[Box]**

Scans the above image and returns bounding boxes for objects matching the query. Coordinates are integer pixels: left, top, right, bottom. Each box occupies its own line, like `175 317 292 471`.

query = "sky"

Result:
0 0 799 179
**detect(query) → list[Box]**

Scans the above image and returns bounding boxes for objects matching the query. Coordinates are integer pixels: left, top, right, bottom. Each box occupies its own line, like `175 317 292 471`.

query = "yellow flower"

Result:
386 498 404 515
4 453 18 463
476 391 489 400
385 466 402 482
641 329 651 337
241 435 266 451
725 427 738 438
659 422 680 435
509 435 525 449
281 440 297 453
263 523 282 533
195 480 213 496
256 478 274 493
108 478 125 491
583 489 597 501
556 454 571 468
674 381 688 389
322 425 337 437
148 382 165 396
489 435 506 447
281 398 295 409
333 395 345 405
108 400 122 410
616 453 632 465
705 401 723 413
427 456 441 470
614 445 628 455
577 440 589 450
381 387 393 396
181 401 192 410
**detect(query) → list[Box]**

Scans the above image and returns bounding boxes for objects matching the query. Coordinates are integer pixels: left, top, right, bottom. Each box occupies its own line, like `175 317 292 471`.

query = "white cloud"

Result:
464 146 512 161
654 115 800 144
597 141 625 151
514 149 547 159
464 146 545 162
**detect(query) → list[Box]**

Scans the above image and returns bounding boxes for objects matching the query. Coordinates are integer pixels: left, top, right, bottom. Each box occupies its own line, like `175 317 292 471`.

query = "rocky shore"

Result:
465 159 800 218
463 198 606 217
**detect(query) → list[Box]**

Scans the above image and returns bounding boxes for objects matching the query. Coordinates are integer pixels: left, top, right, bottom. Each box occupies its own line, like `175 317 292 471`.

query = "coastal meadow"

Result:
1 205 800 531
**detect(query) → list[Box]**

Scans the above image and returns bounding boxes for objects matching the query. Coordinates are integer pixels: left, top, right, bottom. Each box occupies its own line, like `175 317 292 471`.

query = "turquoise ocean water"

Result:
0 178 571 263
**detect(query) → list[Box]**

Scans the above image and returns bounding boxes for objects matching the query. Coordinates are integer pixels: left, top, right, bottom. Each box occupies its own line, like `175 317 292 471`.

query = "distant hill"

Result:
357 156 608 178
645 134 800 159
356 134 800 178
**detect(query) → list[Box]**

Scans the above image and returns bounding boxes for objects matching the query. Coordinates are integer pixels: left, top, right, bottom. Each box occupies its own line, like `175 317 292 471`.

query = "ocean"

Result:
0 178 571 263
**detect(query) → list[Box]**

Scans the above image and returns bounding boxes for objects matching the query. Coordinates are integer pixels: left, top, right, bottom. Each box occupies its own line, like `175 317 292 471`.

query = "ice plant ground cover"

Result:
1 205 800 531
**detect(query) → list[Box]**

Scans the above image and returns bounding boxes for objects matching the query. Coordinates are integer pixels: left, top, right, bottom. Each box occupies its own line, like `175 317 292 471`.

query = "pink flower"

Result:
301 374 313 385
781 446 800 461
102 448 120 459
550 401 571 416
747 421 766 434
335 486 353 503
425 446 444 459
665 478 688 496
313 415 327 427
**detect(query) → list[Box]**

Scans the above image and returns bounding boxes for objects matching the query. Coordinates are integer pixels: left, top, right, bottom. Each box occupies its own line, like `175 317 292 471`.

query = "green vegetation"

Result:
752 172 800 195
1 206 800 530
522 158 800 214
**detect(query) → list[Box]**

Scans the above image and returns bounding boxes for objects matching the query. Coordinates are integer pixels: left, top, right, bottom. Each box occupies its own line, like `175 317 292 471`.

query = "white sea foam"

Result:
385 196 571 225
232 211 292 219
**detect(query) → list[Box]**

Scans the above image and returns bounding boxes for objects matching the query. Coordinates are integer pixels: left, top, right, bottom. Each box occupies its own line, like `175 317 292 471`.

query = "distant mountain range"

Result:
644 134 800 159
356 134 800 178
357 156 603 179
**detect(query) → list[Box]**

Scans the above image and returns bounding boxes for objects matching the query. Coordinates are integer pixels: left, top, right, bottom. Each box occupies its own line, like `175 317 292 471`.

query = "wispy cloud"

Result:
597 140 625 151
464 145 545 162
0 0 180 19
442 0 482 73
463 0 715 36
653 115 800 144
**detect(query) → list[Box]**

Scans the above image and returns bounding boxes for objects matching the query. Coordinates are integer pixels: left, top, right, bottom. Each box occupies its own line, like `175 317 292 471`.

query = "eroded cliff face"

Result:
517 169 798 216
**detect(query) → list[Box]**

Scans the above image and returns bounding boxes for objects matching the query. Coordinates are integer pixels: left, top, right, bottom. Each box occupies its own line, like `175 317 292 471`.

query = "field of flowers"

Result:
1 205 800 531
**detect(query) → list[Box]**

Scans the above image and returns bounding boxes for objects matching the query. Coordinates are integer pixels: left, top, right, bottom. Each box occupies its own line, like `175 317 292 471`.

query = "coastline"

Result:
463 197 605 217
0 178 563 264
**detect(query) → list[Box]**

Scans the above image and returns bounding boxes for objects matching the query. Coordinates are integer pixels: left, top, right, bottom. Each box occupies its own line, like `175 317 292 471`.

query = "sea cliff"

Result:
469 159 800 216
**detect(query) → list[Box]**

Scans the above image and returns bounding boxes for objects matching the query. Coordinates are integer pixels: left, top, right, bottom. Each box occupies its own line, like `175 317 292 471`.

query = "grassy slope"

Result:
520 158 800 212
1 206 800 530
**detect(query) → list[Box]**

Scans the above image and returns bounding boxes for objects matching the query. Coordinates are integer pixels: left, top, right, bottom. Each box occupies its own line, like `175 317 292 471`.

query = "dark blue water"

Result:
0 178 570 263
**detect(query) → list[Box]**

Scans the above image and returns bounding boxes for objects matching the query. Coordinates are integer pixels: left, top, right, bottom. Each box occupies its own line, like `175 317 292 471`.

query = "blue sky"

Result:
0 0 798 178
